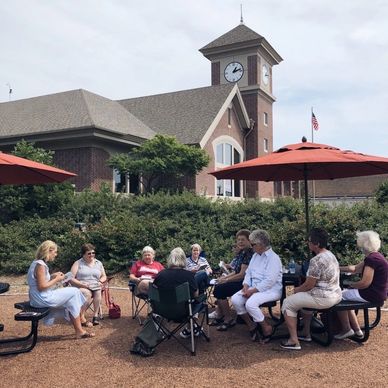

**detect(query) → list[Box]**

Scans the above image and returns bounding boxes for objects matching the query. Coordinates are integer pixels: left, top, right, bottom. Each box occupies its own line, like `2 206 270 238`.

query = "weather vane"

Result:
240 4 244 24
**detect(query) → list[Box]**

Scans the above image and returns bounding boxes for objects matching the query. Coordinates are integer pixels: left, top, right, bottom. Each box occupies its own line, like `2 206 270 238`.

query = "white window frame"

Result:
212 136 243 198
264 138 269 153
264 112 268 126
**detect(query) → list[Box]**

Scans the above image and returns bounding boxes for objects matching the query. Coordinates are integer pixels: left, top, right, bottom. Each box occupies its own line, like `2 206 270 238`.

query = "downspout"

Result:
243 118 255 197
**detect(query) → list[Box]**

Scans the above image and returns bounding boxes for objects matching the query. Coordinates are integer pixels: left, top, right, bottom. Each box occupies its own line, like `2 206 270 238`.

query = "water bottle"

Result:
288 258 296 274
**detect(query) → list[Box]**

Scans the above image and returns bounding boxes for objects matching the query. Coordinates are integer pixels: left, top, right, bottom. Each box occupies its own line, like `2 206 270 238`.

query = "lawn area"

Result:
0 280 387 388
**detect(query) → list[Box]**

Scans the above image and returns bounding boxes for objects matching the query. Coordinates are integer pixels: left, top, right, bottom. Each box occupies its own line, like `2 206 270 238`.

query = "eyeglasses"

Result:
87 251 96 256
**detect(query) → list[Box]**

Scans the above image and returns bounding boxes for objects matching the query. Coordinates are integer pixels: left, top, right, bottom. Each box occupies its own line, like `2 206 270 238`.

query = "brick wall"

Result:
54 147 112 191
247 55 258 85
211 62 220 85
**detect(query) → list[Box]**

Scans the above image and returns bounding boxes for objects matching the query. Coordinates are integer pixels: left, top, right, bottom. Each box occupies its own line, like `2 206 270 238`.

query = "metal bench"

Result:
0 301 50 356
304 300 382 346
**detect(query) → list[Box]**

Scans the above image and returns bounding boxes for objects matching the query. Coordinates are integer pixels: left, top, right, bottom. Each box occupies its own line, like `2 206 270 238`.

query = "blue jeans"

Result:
194 271 210 294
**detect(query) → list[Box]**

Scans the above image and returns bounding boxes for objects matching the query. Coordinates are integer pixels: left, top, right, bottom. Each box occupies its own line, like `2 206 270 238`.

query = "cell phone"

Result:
198 264 208 271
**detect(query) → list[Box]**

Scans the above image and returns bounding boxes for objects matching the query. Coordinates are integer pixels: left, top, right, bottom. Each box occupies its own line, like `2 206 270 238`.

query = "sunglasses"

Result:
86 251 96 256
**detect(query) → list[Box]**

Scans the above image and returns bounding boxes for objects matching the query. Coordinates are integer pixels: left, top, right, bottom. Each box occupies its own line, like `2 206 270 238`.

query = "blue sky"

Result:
1 0 387 156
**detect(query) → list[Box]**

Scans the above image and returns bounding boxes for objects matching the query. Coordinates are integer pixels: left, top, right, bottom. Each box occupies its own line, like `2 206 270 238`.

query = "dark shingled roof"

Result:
0 89 155 140
118 84 236 144
200 24 264 51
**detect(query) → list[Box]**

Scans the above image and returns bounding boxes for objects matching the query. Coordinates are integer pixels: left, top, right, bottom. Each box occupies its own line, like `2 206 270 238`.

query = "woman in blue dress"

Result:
27 240 95 339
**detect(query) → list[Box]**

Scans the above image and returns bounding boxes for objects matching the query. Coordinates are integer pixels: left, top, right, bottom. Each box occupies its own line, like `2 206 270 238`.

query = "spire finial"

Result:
240 4 244 24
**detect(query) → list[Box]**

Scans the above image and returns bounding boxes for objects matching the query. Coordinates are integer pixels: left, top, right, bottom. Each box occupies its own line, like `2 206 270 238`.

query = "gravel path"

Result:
0 281 387 388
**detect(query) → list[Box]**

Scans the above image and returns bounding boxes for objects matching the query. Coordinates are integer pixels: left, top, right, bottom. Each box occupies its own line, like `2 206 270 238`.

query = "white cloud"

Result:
0 0 387 156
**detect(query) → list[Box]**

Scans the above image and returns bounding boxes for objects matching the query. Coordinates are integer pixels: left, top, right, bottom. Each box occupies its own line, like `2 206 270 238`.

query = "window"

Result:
228 108 231 127
264 112 268 126
214 140 242 198
113 170 139 194
264 138 269 152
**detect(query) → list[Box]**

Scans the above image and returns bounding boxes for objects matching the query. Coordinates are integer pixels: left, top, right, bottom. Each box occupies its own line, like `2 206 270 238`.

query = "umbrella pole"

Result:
304 164 310 238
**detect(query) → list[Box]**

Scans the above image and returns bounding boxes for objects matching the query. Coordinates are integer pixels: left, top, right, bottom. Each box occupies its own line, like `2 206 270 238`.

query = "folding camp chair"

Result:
148 282 210 356
129 281 150 325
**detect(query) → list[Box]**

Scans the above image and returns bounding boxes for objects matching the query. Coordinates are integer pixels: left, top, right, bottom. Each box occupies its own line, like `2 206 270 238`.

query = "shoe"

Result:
209 317 224 326
216 319 236 331
92 316 100 326
260 326 275 344
179 325 201 339
354 330 364 339
280 341 301 350
298 335 312 342
334 329 355 340
250 325 259 342
208 310 221 320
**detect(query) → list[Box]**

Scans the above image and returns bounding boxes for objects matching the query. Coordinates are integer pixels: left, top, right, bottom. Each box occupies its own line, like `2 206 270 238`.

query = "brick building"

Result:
0 23 282 199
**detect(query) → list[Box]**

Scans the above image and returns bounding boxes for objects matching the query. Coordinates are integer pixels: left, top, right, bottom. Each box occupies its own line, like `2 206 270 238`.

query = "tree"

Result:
108 135 210 193
0 140 74 223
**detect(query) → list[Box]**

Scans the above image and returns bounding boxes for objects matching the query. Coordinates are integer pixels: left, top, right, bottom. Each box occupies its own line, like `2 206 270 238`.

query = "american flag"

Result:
312 112 319 131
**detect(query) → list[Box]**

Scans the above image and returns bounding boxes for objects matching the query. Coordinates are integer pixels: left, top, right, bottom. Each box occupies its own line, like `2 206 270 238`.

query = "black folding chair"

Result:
128 281 150 325
148 282 210 356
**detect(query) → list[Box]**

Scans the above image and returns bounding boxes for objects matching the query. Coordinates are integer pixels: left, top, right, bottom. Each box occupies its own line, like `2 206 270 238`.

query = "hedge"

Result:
0 191 386 275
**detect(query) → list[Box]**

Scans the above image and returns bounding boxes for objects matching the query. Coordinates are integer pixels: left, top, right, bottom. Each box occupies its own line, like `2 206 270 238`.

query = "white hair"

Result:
142 246 155 256
191 243 202 252
356 231 381 254
167 247 186 268
249 229 271 248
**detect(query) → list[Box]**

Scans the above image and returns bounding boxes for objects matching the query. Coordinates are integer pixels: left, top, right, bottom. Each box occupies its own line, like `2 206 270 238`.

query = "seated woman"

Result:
186 243 212 294
281 227 341 350
69 243 107 326
129 246 164 295
335 230 388 339
231 229 282 343
154 247 199 339
209 229 253 331
27 240 94 339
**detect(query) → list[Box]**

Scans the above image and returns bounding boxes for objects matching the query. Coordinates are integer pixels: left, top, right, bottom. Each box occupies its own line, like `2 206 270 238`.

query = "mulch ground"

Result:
0 278 387 388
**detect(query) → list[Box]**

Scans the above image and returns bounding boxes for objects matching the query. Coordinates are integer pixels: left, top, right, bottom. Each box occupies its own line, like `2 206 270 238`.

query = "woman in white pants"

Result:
231 229 283 343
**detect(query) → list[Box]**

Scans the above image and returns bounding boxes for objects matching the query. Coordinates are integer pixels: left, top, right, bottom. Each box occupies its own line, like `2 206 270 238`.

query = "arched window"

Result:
213 137 243 197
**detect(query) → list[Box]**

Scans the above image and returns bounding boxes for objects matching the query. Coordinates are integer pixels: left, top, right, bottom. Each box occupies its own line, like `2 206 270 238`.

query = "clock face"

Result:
262 64 270 85
224 62 244 83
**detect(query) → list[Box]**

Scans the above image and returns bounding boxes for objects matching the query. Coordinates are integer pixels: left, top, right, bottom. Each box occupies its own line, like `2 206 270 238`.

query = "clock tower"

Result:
199 23 282 198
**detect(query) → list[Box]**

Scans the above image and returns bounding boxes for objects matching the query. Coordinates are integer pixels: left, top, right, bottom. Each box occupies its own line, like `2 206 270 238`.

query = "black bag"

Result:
130 316 164 357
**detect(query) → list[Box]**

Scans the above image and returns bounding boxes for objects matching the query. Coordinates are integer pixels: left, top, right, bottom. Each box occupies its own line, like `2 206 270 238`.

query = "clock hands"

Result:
233 67 242 73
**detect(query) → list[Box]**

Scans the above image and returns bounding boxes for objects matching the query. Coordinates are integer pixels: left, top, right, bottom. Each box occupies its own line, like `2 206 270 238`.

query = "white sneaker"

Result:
334 329 355 340
208 310 221 320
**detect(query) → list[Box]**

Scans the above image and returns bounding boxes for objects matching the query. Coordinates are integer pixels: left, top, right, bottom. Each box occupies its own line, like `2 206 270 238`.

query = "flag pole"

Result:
311 106 314 143
311 107 316 204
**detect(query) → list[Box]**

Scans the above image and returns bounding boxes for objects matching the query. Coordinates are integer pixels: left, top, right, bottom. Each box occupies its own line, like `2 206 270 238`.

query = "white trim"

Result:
212 135 244 158
199 85 250 148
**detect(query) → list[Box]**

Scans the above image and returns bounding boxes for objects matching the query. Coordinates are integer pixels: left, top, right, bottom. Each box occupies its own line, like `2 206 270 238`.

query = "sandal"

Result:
260 326 275 344
78 332 95 339
81 321 93 328
92 316 100 326
216 319 236 331
280 340 301 350
250 325 259 341
209 317 224 326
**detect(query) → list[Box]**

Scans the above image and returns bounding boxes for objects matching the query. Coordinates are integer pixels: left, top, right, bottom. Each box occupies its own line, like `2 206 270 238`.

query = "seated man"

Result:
129 246 164 295
185 243 212 294
154 247 199 339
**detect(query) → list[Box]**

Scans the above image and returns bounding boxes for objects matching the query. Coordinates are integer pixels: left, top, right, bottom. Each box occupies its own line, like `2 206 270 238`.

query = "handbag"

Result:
104 286 121 319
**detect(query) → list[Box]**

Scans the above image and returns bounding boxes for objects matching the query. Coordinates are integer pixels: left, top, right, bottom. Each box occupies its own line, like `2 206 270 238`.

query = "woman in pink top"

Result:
129 246 164 294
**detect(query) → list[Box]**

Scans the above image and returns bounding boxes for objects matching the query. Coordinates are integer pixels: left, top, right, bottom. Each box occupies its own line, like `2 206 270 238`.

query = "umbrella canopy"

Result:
210 139 388 234
0 151 76 185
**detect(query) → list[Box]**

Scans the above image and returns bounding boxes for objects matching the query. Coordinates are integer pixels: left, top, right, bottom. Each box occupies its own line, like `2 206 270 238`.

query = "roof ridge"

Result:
80 89 96 127
118 84 234 102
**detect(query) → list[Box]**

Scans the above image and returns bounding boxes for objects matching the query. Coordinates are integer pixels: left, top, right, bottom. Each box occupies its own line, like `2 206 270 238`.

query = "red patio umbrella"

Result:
210 138 388 235
0 151 76 185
